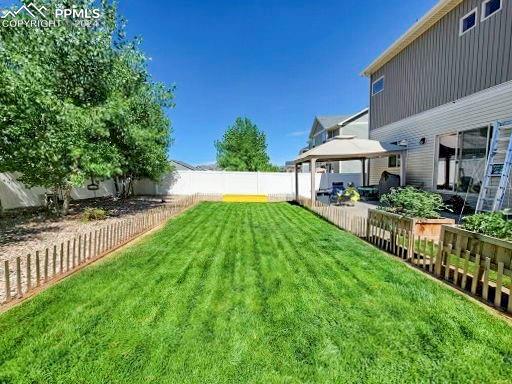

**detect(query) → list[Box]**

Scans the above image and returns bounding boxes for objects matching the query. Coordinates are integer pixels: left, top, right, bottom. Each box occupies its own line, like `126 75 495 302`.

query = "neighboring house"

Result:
195 163 220 171
170 160 197 171
284 161 296 172
363 0 512 207
304 109 369 174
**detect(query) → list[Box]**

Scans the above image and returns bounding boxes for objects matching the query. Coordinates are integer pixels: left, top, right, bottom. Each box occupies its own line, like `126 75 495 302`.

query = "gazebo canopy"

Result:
293 135 407 204
294 136 406 164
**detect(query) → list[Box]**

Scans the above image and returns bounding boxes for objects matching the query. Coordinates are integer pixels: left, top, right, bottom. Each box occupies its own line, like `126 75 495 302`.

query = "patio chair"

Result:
329 182 345 204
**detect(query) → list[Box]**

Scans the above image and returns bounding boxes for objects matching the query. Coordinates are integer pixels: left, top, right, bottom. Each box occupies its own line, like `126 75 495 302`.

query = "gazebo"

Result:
294 136 407 203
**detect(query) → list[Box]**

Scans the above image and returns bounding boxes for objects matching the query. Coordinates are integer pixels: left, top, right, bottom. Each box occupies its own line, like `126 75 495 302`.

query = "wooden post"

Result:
66 240 70 271
83 234 87 261
71 237 76 269
26 254 32 291
72 238 76 269
53 245 57 277
4 260 11 302
482 257 491 301
60 243 64 273
461 250 470 290
435 241 443 276
35 251 41 286
44 248 49 282
452 247 461 285
407 232 415 262
444 244 452 280
495 262 504 308
471 254 481 295
427 240 434 272
78 235 82 265
88 231 92 259
94 229 99 255
16 257 22 297
98 228 103 256
508 282 512 313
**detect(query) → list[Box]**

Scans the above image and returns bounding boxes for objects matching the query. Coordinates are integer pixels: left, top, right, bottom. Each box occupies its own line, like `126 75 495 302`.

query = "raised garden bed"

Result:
368 209 454 241
441 224 512 276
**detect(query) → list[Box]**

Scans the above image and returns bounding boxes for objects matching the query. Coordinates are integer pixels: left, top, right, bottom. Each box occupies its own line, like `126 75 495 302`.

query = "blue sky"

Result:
122 1 434 165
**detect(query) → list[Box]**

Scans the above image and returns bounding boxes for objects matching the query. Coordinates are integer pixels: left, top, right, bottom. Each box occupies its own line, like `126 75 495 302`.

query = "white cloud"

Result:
286 130 308 137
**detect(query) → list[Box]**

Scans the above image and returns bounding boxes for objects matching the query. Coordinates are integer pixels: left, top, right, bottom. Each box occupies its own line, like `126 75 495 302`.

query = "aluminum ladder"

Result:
476 119 512 212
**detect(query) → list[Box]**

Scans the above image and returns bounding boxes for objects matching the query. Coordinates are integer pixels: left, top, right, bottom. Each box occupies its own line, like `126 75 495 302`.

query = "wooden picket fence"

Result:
4 194 511 314
0 194 222 306
0 193 298 306
296 198 512 314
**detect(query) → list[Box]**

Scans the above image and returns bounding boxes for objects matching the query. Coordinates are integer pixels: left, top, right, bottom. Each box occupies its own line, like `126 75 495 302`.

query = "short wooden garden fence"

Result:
0 193 296 306
0 194 217 305
296 198 512 315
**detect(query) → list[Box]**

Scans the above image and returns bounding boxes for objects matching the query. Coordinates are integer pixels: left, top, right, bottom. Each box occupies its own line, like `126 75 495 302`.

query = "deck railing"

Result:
296 198 512 315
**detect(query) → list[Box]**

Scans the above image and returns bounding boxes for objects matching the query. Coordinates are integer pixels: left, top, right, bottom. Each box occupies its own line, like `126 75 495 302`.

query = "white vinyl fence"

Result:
0 170 362 210
0 172 116 210
133 170 362 198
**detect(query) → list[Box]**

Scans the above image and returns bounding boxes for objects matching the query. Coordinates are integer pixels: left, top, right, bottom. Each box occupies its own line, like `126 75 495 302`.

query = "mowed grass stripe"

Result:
271 204 507 381
0 202 512 383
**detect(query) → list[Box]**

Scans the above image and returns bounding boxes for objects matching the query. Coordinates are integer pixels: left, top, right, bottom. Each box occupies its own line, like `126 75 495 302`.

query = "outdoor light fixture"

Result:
419 137 426 145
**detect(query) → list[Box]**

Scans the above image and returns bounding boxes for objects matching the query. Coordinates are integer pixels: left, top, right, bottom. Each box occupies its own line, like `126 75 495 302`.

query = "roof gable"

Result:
362 0 463 76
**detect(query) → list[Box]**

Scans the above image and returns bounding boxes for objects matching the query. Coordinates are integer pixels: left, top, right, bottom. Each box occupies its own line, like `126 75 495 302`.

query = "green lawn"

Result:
1 202 512 383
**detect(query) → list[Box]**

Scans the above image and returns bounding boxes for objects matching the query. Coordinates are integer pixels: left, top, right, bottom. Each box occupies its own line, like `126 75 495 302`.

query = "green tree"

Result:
215 117 276 172
105 40 175 197
0 0 174 213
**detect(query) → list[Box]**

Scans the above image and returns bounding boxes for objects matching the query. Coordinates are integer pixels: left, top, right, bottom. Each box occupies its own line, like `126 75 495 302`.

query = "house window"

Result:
460 8 477 36
372 76 384 96
435 126 492 193
388 155 400 168
327 129 339 139
482 0 502 20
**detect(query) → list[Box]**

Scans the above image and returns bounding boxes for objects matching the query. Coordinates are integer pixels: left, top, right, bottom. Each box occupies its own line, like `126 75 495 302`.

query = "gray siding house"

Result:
364 0 512 207
304 109 369 174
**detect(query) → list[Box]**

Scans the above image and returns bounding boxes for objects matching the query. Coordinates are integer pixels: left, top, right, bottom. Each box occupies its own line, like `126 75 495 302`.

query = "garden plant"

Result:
379 186 445 219
462 211 512 240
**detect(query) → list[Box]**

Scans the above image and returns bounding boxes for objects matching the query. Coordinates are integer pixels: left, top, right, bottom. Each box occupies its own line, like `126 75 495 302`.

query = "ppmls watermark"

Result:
1 3 101 28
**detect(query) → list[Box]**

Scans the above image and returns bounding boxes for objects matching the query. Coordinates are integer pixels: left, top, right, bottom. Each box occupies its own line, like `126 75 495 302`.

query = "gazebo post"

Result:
361 158 366 187
310 158 316 204
295 163 300 201
400 153 407 186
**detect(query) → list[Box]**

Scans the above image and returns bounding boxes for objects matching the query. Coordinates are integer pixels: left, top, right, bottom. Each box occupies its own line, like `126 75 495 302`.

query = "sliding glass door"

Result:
435 126 492 194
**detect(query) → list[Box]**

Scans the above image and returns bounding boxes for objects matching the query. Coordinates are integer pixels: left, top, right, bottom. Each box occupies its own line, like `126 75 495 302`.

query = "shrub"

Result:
81 208 108 222
462 212 512 240
338 185 360 205
379 186 445 219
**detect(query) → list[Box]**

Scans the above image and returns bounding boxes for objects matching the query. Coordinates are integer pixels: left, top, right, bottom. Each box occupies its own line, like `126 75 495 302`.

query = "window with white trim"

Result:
372 76 384 96
459 8 477 36
388 155 400 168
482 0 502 21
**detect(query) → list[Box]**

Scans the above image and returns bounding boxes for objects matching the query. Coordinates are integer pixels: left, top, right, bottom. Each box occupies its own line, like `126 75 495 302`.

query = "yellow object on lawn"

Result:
222 194 268 203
